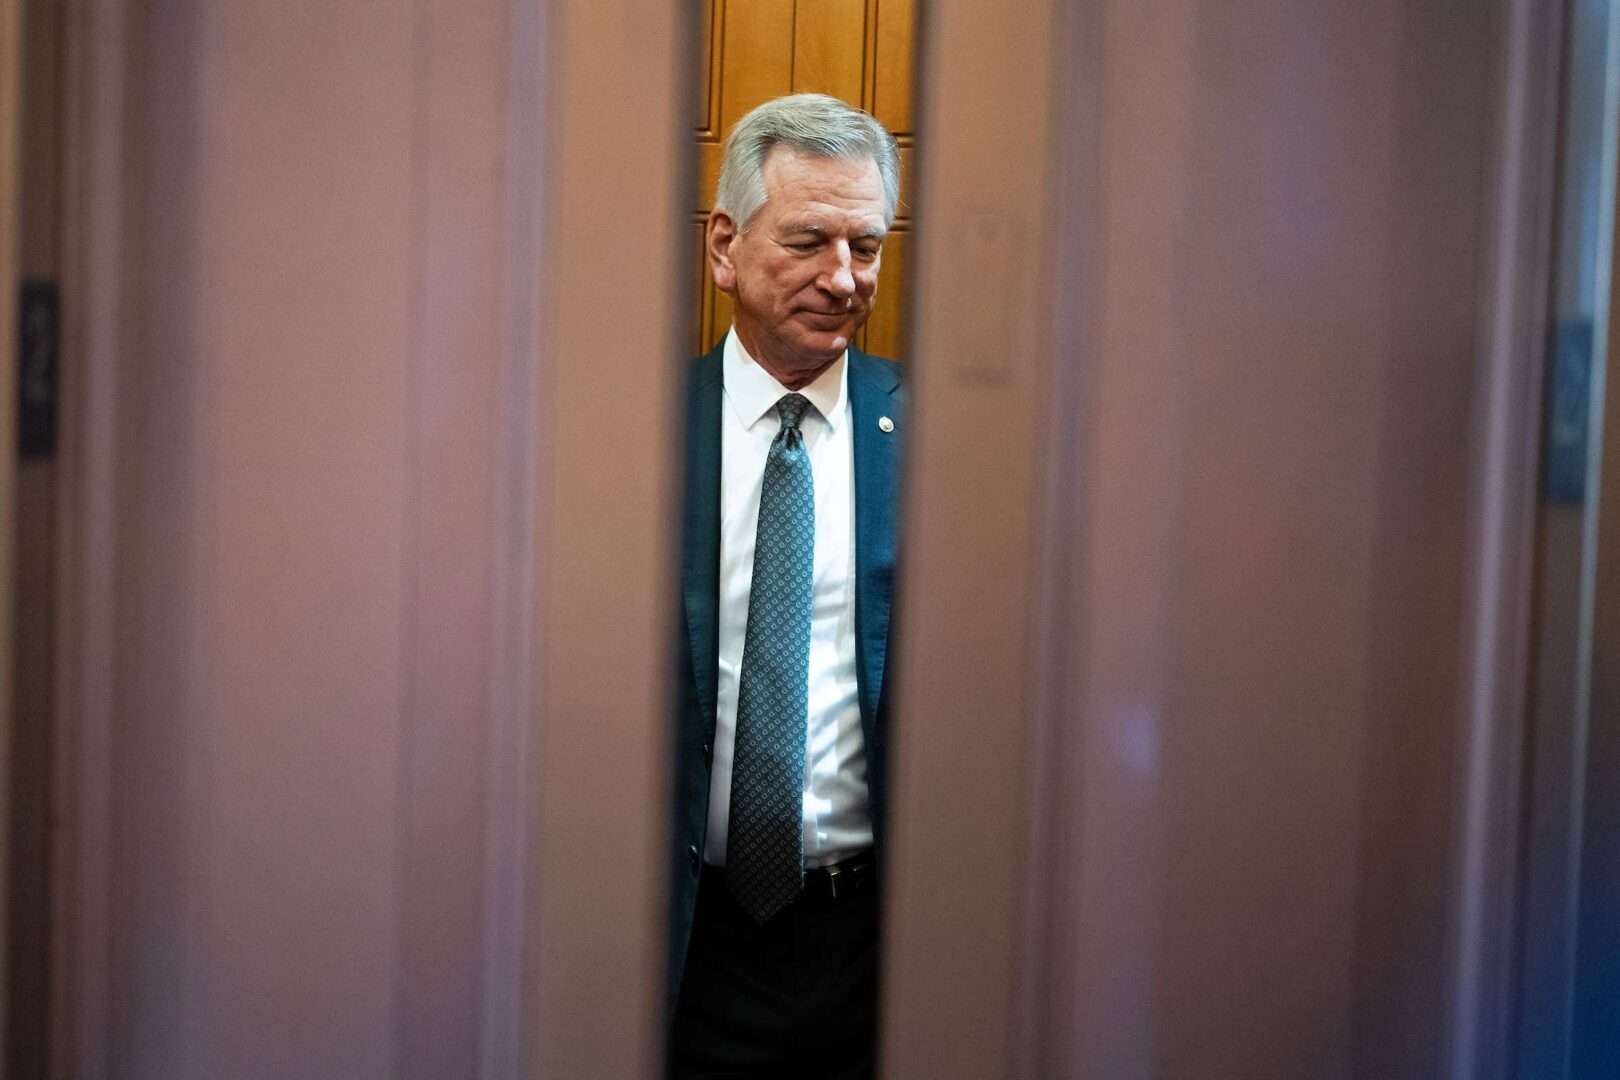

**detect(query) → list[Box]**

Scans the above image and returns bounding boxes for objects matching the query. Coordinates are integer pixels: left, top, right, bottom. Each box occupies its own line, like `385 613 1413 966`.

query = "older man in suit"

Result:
669 94 904 1079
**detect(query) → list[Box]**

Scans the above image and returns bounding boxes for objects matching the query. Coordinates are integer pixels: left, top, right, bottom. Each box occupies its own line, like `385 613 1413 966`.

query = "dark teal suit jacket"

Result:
668 341 905 1009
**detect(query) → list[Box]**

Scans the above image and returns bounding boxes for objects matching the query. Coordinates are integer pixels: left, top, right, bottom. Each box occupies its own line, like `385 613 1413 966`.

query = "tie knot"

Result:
776 393 812 432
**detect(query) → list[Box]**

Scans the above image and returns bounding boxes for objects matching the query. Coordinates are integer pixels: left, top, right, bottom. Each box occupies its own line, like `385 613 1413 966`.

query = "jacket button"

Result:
702 742 713 765
688 845 701 874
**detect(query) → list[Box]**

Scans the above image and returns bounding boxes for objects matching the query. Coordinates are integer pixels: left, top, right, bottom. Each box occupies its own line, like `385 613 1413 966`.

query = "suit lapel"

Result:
682 346 724 736
848 350 901 726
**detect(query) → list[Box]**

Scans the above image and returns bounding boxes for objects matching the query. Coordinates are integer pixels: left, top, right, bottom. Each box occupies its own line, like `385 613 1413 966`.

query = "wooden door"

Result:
692 0 915 360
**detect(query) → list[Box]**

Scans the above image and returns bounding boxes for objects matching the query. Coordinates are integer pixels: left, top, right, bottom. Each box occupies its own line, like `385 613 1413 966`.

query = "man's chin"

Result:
788 326 858 361
749 324 865 384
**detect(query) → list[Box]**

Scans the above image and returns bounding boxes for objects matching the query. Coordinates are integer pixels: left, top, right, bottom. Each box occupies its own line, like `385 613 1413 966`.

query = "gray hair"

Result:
714 93 901 231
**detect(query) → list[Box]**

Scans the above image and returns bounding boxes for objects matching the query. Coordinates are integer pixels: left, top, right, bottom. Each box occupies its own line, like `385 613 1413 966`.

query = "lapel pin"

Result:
878 416 895 433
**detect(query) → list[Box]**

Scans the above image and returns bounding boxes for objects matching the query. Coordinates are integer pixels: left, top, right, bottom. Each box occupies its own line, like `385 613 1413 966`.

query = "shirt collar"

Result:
722 327 847 432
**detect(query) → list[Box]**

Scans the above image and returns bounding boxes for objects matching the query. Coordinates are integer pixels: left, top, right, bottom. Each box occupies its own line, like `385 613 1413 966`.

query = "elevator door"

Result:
885 2 1555 1078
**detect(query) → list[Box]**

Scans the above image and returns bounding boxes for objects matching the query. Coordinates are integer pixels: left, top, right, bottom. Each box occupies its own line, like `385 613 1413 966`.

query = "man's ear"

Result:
707 210 740 294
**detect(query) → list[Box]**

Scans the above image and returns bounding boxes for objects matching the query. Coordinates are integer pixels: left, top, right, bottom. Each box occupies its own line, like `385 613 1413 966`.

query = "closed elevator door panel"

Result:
48 1 684 1077
886 2 1526 1078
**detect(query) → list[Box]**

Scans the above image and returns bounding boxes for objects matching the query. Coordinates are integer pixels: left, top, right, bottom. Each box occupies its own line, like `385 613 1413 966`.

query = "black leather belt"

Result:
801 850 878 903
702 850 878 910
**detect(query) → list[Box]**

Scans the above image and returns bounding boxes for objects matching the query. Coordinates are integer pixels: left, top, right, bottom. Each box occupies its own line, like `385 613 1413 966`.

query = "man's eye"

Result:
787 241 818 252
855 247 880 260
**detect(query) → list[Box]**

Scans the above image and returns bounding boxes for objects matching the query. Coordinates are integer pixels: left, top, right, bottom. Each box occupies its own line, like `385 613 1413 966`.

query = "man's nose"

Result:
821 242 856 299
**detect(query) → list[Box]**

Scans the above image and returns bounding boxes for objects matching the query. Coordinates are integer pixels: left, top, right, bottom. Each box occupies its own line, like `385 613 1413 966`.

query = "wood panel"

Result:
693 0 915 359
863 229 907 360
897 141 914 219
792 0 867 103
697 0 719 133
871 0 914 134
718 0 793 136
699 141 721 209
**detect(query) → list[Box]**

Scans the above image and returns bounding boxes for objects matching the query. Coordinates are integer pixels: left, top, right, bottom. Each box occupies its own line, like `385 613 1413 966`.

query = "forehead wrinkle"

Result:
774 209 888 239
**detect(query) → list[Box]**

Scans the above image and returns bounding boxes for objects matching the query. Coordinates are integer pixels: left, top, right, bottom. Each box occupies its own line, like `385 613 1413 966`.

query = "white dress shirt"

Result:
704 328 873 869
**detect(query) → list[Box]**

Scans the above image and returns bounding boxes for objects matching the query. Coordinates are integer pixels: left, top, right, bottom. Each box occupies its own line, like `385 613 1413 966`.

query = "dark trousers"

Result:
670 864 880 1080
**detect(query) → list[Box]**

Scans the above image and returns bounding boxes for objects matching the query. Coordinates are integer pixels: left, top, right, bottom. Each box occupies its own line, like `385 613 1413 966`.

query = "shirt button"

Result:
702 742 713 766
688 845 701 874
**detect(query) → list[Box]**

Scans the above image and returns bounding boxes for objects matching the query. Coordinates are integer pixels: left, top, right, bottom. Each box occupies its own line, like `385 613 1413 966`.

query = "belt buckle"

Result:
824 861 846 900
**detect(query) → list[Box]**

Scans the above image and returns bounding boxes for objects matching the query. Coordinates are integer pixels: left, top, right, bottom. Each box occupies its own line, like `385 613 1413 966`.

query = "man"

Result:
669 93 904 1079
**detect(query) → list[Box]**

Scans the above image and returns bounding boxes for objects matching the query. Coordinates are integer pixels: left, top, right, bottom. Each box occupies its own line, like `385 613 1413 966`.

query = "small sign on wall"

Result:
18 280 57 459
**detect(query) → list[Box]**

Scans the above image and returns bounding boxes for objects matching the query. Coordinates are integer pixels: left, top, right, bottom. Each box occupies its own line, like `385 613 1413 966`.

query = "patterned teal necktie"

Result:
727 392 815 923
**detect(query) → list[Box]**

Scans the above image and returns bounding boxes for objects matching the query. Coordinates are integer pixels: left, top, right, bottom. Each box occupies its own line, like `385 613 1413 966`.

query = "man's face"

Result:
708 147 887 386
